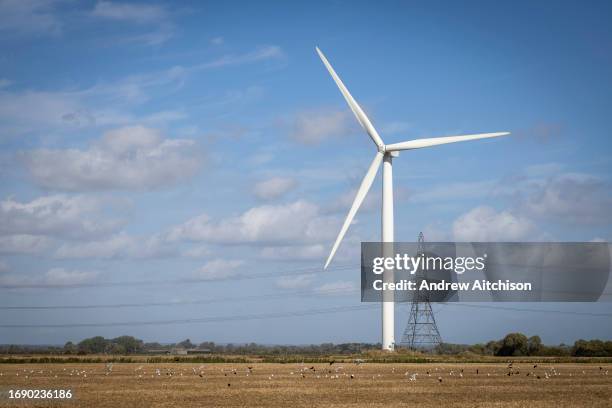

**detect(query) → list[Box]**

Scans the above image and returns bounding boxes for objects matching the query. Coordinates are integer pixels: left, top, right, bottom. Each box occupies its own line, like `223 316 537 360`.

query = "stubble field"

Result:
0 362 611 407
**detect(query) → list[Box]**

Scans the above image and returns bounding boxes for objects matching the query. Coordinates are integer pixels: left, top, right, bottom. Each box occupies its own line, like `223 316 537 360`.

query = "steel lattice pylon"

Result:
400 232 442 349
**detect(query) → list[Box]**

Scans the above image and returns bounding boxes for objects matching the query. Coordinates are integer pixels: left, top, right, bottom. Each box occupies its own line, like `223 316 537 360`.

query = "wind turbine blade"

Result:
324 151 384 270
316 47 385 150
385 132 510 151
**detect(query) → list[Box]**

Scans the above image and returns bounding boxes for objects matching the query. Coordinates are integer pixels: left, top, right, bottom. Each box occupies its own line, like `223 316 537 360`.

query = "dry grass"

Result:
0 362 611 407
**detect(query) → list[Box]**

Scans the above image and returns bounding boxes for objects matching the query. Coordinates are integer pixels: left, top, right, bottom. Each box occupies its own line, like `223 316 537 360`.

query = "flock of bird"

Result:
0 361 609 388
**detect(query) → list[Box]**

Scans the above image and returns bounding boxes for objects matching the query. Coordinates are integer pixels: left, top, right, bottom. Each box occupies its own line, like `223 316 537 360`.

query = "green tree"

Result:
63 341 77 355
112 336 144 354
496 333 528 356
527 335 542 355
78 336 108 354
572 339 611 357
177 339 195 349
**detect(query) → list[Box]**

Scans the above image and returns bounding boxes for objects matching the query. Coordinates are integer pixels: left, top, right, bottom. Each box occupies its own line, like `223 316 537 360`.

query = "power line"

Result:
0 288 358 311
438 302 612 317
0 304 379 328
2 302 611 330
0 263 359 290
3 288 611 315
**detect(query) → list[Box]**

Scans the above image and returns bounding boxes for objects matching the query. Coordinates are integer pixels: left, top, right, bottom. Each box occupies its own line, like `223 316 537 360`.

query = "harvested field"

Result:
0 362 611 407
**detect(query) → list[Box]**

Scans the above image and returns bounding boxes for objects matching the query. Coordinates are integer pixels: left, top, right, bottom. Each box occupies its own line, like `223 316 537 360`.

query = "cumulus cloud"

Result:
55 232 172 259
325 187 378 214
168 200 338 245
0 87 186 138
181 245 211 258
260 244 326 261
517 173 612 225
421 222 451 241
24 125 202 191
196 259 244 281
0 267 98 288
453 206 537 241
410 180 496 204
0 194 122 240
44 267 98 286
315 281 358 295
0 234 52 254
290 109 354 145
253 177 297 200
275 274 315 289
0 89 80 136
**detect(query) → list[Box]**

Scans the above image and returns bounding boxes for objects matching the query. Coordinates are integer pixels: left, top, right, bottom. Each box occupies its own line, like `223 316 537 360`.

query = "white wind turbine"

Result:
316 47 510 351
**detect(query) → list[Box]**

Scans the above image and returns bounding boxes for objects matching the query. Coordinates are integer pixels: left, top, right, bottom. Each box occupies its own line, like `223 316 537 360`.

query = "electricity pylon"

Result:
400 232 442 349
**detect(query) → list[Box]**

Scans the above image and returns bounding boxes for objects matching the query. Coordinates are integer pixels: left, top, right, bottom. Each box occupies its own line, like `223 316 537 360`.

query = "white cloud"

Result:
124 25 174 46
410 180 496 204
248 151 274 166
44 267 98 286
0 45 283 138
0 89 80 136
196 45 284 69
275 273 315 289
0 87 186 138
518 173 612 224
421 222 451 241
523 163 564 177
181 245 210 258
0 0 61 36
168 200 338 245
0 234 52 254
315 280 358 295
196 259 244 281
325 187 378 214
453 206 536 242
24 125 203 191
55 232 172 259
92 1 167 23
290 109 354 145
0 267 98 288
253 177 297 200
0 194 122 240
260 244 326 261
93 1 176 48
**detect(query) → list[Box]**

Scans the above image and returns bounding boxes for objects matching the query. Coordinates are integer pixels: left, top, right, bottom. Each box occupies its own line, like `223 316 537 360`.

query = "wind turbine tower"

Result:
316 47 509 351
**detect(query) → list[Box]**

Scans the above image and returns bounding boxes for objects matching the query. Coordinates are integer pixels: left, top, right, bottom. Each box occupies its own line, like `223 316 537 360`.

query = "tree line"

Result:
435 333 612 357
1 333 611 357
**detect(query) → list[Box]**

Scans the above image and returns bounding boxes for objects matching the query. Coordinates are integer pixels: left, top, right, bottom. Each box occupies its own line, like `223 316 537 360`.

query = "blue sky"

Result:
0 0 611 346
